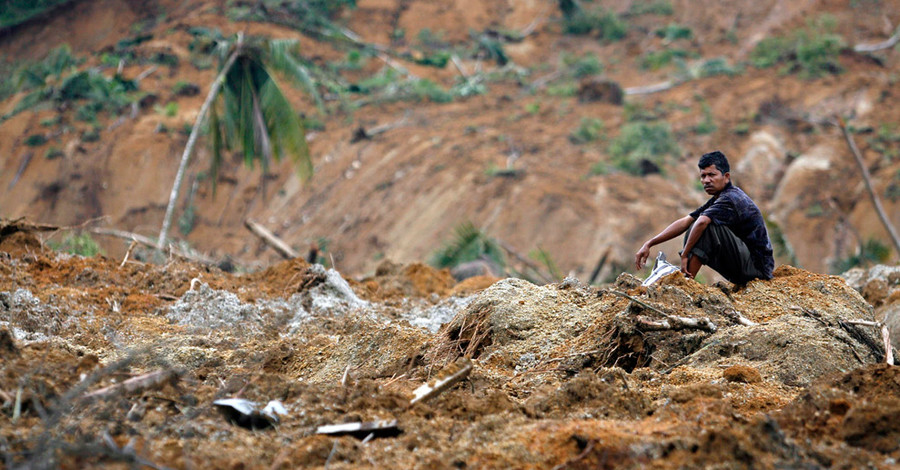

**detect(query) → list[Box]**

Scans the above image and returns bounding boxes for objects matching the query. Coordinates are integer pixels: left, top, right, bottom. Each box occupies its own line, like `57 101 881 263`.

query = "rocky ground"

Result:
2 222 900 469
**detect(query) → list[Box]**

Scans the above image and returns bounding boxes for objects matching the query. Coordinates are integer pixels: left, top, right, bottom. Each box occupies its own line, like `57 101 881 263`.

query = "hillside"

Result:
0 0 899 280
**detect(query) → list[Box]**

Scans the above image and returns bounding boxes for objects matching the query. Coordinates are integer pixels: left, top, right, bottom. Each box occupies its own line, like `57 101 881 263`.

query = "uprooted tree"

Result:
158 33 314 250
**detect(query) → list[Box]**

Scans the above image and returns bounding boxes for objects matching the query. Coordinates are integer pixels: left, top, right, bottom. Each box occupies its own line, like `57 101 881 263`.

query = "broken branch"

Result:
853 25 900 52
244 219 299 259
636 315 718 333
81 369 182 401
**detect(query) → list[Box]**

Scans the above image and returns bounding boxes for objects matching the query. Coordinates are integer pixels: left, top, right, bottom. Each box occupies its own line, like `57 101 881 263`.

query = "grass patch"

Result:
570 117 604 144
608 121 679 175
750 14 845 79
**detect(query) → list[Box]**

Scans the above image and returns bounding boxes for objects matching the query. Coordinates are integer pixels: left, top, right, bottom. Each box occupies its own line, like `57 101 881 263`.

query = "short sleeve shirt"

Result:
689 182 774 279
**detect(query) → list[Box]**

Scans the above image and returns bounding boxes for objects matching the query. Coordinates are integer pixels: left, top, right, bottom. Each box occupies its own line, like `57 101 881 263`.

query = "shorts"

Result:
682 222 766 284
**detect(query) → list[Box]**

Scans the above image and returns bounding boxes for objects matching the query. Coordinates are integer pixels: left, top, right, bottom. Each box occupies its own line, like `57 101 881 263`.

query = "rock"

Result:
734 131 787 200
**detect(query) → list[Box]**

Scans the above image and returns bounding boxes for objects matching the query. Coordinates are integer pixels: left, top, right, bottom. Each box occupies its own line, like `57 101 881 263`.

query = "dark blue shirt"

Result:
689 182 774 279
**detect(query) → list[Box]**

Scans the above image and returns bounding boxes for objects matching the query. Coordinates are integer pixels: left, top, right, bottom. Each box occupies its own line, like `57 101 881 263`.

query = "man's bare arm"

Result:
635 215 694 270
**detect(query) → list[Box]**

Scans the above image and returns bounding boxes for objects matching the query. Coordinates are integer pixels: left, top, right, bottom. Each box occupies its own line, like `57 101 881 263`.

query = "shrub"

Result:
50 232 104 257
655 23 693 42
45 147 63 159
155 101 179 117
431 222 505 270
750 15 845 79
628 1 674 15
412 79 453 103
831 238 891 273
608 121 679 175
563 8 627 41
564 53 603 78
639 48 696 70
24 134 47 146
0 0 71 29
693 102 717 135
570 117 604 144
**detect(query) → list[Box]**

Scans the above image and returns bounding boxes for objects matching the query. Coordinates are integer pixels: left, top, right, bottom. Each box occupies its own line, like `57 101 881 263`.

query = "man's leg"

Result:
683 222 759 284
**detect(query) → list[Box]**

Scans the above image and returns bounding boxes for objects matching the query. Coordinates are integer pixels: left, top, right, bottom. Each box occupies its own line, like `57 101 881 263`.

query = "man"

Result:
634 151 774 284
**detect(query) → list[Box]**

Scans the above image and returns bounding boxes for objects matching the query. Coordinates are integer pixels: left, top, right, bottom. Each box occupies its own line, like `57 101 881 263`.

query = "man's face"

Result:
699 165 729 195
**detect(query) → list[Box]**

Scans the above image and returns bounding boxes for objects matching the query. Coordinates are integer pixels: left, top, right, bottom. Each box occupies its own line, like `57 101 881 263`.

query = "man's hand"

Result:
635 243 650 270
680 255 693 279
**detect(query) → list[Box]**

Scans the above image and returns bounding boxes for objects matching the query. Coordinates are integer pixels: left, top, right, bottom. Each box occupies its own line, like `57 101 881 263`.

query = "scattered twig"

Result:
721 307 756 326
81 369 182 401
636 315 718 333
8 152 33 190
835 117 900 256
90 227 218 265
789 305 829 327
135 65 158 83
604 290 670 317
120 240 138 267
624 80 677 95
341 364 351 387
410 359 473 406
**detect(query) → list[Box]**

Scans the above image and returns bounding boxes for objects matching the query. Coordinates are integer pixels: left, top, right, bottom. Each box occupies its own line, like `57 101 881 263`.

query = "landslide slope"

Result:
0 0 899 279
0 227 897 469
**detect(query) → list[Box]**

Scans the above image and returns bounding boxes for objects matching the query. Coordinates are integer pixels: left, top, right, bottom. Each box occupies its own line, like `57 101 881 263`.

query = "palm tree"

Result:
158 33 317 250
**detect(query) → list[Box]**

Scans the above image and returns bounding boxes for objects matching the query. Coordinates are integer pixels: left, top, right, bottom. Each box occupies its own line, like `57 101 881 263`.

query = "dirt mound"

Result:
358 260 457 301
0 222 897 469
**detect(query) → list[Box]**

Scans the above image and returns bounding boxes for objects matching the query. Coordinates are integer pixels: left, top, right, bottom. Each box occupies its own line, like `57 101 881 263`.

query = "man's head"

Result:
698 150 730 195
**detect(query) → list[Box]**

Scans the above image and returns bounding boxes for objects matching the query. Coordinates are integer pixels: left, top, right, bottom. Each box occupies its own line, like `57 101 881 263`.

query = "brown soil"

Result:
2 1 900 468
1 225 898 469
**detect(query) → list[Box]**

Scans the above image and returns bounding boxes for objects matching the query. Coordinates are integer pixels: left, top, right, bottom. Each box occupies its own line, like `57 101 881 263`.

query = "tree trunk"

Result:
158 37 244 250
837 117 900 258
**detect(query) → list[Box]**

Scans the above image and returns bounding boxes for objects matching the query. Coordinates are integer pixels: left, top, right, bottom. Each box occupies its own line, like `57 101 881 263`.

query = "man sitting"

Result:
635 150 774 284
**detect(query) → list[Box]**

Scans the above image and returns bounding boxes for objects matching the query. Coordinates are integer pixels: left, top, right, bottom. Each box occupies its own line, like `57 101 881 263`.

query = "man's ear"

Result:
724 171 731 181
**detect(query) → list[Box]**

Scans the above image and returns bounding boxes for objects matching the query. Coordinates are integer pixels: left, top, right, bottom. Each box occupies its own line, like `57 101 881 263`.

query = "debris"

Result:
82 369 182 401
315 419 401 439
410 358 473 405
641 252 680 286
636 314 717 333
244 219 299 259
213 398 287 430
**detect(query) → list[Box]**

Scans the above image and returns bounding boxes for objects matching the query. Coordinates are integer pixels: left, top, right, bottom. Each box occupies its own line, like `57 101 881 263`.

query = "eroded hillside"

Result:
0 0 898 280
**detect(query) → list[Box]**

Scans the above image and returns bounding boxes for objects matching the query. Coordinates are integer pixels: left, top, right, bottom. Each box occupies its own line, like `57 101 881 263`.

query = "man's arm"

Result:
680 214 712 275
635 215 695 270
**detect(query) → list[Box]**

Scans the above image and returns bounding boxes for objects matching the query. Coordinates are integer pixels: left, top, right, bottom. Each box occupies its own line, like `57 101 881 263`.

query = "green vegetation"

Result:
867 122 900 161
608 121 680 175
3 46 138 123
0 0 71 29
655 23 693 42
45 147 63 159
560 4 628 41
563 52 603 78
831 238 892 273
529 246 563 280
750 15 845 79
155 101 179 117
765 217 798 266
570 117 604 144
431 222 505 271
49 232 104 257
639 48 697 70
886 170 900 202
24 134 47 146
627 0 674 16
693 101 717 135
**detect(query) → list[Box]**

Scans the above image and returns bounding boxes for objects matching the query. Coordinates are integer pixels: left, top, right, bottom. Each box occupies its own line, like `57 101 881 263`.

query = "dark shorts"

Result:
682 222 766 284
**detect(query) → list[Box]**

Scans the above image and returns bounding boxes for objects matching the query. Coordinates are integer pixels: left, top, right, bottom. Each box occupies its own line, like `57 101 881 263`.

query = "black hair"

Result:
698 150 730 174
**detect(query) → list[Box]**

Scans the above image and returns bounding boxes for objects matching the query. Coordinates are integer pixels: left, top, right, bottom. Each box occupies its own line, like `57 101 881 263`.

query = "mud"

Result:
1 226 898 469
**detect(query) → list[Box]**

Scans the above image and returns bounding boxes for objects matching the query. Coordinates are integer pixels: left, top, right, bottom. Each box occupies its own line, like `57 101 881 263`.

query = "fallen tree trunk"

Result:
244 219 298 259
